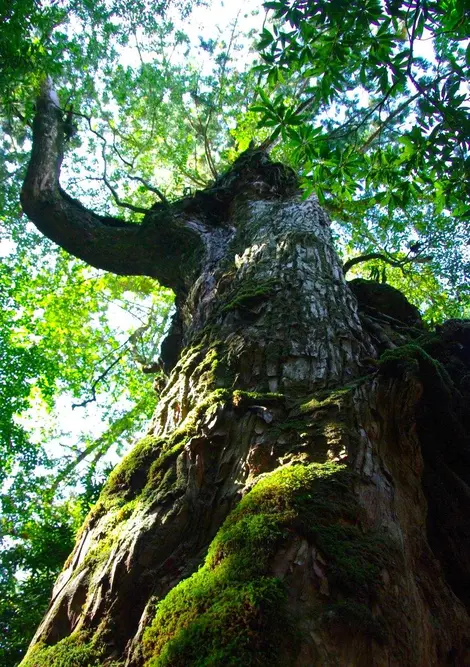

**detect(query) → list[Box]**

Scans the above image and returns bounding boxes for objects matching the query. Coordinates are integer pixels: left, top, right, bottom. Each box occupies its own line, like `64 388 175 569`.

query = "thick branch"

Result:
343 251 431 275
21 78 202 290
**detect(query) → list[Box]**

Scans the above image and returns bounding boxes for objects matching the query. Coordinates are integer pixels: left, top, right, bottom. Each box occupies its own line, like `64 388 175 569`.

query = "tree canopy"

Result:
254 0 469 319
0 0 468 664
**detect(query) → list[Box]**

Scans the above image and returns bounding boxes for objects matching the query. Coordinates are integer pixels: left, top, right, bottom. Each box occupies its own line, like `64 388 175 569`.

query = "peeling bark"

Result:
19 86 470 666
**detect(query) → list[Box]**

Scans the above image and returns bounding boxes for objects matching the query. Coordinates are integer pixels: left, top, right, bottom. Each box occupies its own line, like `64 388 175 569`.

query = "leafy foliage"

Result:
256 0 469 211
0 250 174 664
253 0 469 317
0 500 88 667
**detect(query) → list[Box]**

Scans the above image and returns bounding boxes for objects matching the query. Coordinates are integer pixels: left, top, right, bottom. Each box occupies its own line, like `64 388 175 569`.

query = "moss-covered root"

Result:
142 462 392 667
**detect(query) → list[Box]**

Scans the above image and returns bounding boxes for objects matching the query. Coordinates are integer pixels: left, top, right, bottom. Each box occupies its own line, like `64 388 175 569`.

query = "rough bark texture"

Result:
20 90 470 666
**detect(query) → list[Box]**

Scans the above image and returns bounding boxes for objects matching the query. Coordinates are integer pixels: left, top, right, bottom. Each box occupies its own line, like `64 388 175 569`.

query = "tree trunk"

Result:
20 153 470 666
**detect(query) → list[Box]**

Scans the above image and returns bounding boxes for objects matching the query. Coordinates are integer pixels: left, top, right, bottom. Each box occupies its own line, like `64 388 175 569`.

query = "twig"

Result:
127 174 169 204
72 353 125 409
100 144 149 214
358 91 421 153
68 107 167 207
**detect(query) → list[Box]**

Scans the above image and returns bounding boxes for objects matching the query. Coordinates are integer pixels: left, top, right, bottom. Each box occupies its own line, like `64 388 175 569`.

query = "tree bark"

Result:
19 91 470 666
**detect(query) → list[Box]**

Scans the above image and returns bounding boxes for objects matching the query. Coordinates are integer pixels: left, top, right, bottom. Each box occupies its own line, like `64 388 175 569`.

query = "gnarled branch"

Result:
21 78 202 291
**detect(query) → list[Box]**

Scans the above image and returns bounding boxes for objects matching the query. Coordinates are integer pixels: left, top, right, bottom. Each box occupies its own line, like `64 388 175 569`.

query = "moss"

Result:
169 389 230 442
81 533 114 571
143 462 392 666
231 390 284 408
295 386 353 415
145 389 231 494
311 524 390 594
145 443 186 501
145 574 287 667
268 386 358 460
75 503 133 574
273 418 309 434
100 435 162 507
20 632 105 667
176 343 206 373
116 498 138 522
195 347 219 383
174 339 233 392
221 279 278 313
98 383 231 510
379 343 453 393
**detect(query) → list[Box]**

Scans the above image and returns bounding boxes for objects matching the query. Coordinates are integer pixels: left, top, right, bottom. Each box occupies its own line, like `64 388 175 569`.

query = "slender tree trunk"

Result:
21 154 470 666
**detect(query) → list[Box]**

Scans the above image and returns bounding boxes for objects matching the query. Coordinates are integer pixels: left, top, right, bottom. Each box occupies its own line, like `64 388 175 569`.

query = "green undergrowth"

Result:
143 462 394 666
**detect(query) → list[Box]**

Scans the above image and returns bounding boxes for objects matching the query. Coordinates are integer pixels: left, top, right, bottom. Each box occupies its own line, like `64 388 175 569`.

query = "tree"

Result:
17 71 470 665
7 0 470 665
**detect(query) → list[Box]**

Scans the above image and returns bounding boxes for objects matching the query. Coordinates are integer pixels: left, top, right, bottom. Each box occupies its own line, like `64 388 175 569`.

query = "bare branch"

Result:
72 353 124 409
106 121 169 204
126 173 169 204
70 108 169 207
100 143 149 214
358 91 421 153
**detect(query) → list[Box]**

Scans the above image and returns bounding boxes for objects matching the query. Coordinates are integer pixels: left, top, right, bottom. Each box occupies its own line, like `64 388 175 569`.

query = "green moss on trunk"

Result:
20 632 110 667
143 462 395 666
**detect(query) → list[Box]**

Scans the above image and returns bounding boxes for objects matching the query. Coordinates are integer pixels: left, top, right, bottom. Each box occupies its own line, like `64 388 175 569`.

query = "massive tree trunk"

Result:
20 82 470 666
